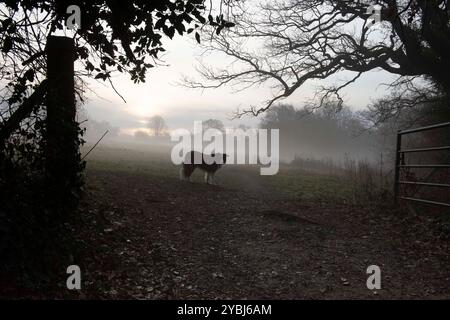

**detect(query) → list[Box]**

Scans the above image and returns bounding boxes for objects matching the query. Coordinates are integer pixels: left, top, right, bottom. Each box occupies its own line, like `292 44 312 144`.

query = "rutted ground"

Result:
71 166 449 299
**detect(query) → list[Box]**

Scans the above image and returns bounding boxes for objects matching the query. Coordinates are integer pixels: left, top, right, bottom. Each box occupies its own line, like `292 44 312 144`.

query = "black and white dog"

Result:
180 151 228 184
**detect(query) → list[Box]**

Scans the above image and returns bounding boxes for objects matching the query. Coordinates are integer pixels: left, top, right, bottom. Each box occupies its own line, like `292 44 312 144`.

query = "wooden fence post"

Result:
45 36 79 195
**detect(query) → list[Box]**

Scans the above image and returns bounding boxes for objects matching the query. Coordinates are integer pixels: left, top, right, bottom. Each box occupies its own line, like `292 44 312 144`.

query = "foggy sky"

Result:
83 35 397 136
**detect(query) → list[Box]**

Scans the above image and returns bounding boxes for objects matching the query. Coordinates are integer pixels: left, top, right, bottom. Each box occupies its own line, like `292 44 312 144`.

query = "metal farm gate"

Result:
394 122 450 207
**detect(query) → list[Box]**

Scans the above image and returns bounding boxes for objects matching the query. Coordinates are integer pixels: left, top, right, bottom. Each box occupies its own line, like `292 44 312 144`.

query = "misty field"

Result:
58 144 450 299
84 143 353 202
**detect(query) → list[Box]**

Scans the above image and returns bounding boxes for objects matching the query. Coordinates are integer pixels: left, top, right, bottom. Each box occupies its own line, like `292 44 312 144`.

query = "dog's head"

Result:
210 153 229 164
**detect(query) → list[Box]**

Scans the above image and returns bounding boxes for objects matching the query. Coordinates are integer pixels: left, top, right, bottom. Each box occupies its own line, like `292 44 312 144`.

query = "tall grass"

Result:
290 154 394 204
342 154 393 204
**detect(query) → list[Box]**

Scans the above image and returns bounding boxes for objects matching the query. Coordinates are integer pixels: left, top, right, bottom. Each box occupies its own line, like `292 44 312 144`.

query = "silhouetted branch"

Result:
183 0 450 116
0 80 48 146
81 130 109 161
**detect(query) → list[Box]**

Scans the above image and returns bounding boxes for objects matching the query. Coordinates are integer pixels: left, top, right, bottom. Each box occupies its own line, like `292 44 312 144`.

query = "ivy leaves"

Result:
63 0 236 84
194 14 236 44
1 1 237 96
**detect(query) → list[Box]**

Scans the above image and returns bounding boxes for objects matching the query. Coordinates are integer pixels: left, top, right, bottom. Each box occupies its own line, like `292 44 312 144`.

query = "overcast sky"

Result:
83 34 397 136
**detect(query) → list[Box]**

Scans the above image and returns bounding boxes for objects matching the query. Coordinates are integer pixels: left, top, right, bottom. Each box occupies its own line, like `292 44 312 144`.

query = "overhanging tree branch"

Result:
0 80 48 146
183 0 450 116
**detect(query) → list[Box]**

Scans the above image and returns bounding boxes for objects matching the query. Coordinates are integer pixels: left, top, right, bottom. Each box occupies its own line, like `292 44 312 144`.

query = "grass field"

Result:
83 143 357 203
59 143 450 299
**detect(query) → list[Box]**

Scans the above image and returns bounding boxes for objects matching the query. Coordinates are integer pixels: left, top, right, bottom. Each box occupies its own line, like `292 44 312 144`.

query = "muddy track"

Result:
73 168 449 299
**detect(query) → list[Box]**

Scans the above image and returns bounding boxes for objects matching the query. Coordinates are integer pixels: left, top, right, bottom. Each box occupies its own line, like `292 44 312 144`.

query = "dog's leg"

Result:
181 165 194 182
204 172 209 184
179 166 185 181
210 172 215 185
187 167 193 182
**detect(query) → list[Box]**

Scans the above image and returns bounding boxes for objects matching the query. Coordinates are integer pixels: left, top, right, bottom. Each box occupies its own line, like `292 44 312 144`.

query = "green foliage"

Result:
1 1 235 88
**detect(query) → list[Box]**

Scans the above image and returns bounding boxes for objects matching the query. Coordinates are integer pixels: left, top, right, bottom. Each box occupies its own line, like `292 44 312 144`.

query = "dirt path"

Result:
75 168 449 299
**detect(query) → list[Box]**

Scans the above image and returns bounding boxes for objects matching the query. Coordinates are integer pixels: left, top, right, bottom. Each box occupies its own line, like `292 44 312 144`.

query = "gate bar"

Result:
394 121 450 206
399 181 450 188
399 197 450 207
394 131 402 200
399 122 450 135
398 164 450 168
399 146 450 153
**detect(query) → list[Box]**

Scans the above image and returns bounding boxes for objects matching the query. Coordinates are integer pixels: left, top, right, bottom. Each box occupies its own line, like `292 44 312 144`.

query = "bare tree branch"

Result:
182 0 450 116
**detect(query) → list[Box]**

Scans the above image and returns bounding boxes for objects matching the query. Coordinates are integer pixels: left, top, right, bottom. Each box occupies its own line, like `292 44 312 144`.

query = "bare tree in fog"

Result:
148 115 168 137
185 0 450 118
365 81 450 126
86 119 119 141
202 119 225 132
237 124 251 131
134 130 151 141
260 103 375 162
